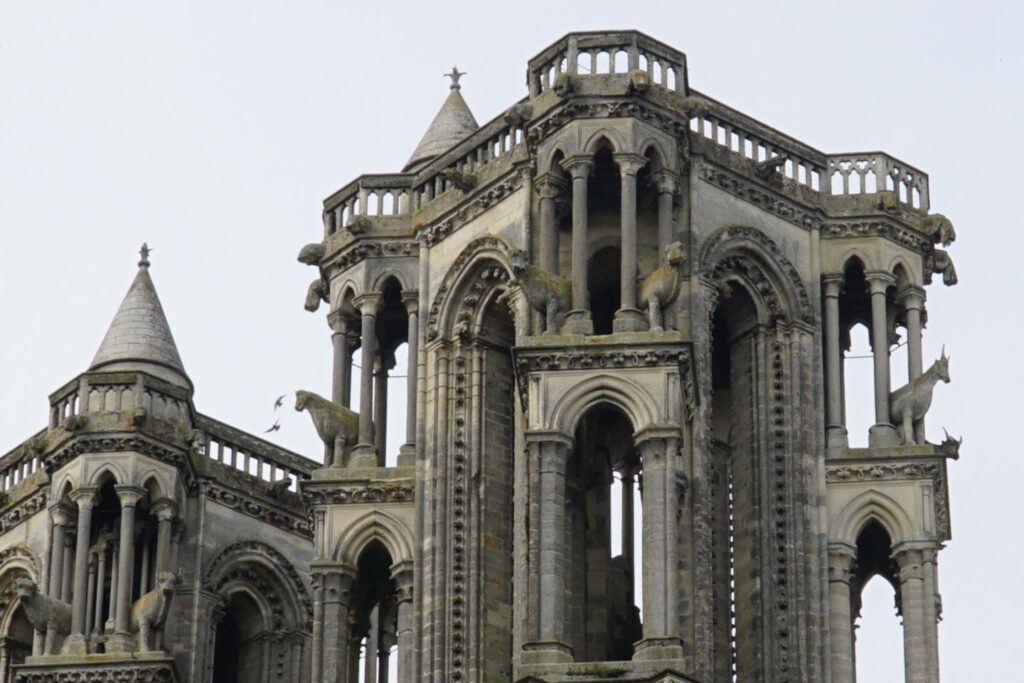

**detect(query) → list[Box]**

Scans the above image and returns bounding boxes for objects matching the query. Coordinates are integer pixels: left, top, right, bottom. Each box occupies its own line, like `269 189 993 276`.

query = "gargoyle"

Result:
297 241 326 265
923 213 956 246
932 249 958 286
304 278 328 312
755 155 788 181
131 406 148 427
509 250 571 335
295 390 362 467
62 414 86 433
940 427 962 460
440 168 476 192
552 73 579 98
131 571 177 653
877 191 900 213
890 348 951 444
265 477 293 498
503 103 533 126
638 241 686 331
629 70 650 93
348 215 373 235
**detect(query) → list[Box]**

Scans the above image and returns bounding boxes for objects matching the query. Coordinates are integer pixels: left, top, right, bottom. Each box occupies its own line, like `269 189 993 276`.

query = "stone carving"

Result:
503 102 533 126
754 154 788 181
878 190 900 213
421 174 523 247
130 571 177 652
629 69 650 93
15 578 70 635
323 239 418 278
0 489 47 535
701 167 823 233
889 349 951 444
304 278 328 312
205 482 310 537
552 72 578 97
940 428 962 459
302 481 415 506
924 213 956 246
294 390 360 466
297 241 326 265
440 167 477 192
347 215 374 235
61 414 87 433
931 248 958 286
638 241 686 331
509 250 570 334
131 406 148 426
264 476 293 498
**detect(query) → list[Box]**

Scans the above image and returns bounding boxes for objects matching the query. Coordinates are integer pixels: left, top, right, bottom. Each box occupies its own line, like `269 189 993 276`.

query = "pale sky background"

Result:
1 1 1019 679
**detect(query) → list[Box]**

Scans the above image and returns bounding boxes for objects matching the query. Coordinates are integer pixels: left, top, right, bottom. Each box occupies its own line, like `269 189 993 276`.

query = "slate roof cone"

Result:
403 66 480 172
89 244 191 389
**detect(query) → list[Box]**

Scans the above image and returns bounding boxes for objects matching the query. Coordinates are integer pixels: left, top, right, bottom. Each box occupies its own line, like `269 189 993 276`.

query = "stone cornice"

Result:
419 172 525 247
202 479 311 538
301 478 415 506
0 487 47 536
321 238 419 280
822 217 933 252
699 164 824 232
45 433 198 494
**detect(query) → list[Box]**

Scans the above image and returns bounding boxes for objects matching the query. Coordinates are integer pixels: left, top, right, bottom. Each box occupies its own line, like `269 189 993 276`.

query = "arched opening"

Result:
212 592 265 683
588 246 620 335
370 277 410 467
709 283 760 681
351 541 398 682
586 145 622 335
566 404 642 662
0 567 34 680
852 522 903 681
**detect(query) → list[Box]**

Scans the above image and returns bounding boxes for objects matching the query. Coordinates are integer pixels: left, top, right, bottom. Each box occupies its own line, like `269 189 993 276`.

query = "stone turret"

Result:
403 66 479 172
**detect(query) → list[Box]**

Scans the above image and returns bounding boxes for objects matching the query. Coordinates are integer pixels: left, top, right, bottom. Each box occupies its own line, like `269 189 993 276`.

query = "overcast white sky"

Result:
1 1 1020 679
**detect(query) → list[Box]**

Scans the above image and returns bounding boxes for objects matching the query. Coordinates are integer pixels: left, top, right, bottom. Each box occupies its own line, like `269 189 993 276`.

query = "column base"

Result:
632 636 684 661
59 633 88 655
521 640 574 664
827 425 849 451
397 443 416 467
105 631 135 653
347 444 379 469
869 423 901 447
561 310 593 335
613 307 647 332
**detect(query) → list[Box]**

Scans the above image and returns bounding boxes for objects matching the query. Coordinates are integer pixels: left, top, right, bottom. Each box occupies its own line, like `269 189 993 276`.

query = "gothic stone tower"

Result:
299 30 959 683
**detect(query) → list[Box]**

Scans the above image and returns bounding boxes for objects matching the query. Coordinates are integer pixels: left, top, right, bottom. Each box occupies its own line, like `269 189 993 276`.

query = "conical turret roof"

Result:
404 67 479 172
89 245 190 389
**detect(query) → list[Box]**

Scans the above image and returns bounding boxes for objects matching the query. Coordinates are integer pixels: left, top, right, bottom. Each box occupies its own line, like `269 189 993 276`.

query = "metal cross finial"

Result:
444 66 466 90
139 243 152 268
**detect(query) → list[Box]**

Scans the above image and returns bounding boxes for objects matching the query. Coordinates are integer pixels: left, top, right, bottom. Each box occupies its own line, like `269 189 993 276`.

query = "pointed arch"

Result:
425 235 514 342
838 250 871 274
549 373 660 434
582 129 627 156
372 270 413 293
87 462 128 489
332 509 414 568
830 489 916 547
331 279 360 312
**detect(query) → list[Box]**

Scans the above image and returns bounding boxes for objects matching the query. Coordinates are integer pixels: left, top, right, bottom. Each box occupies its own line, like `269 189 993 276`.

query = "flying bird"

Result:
273 394 285 410
264 420 280 433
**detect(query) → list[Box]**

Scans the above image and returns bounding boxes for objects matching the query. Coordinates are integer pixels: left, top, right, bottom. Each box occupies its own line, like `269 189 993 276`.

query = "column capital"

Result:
822 273 845 298
114 485 146 508
534 172 567 198
327 310 355 334
633 422 683 448
524 429 574 448
401 292 419 315
150 498 179 521
49 503 75 527
614 152 648 176
560 154 593 179
353 293 383 315
827 544 857 584
864 270 896 294
650 169 680 195
898 284 927 309
68 487 97 509
390 560 414 603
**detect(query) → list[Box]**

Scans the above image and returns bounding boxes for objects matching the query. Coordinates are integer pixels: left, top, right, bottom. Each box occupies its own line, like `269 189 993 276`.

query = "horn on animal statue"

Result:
941 344 947 360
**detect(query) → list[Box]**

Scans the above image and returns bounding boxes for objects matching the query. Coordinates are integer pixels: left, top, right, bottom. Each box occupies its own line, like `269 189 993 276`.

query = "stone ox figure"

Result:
131 571 177 652
15 578 70 637
889 347 950 444
638 241 686 331
509 250 571 335
295 390 361 466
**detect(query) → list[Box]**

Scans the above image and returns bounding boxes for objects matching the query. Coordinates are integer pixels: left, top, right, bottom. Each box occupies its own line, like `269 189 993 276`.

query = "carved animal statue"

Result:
304 278 328 312
14 579 71 635
932 248 958 286
440 168 476 192
297 241 326 265
755 155 788 181
265 476 293 498
940 427 962 460
638 242 686 331
629 69 650 92
130 572 177 653
552 73 578 97
509 250 571 334
877 190 900 213
347 215 373 235
295 390 361 466
503 102 533 126
923 213 956 246
889 348 951 444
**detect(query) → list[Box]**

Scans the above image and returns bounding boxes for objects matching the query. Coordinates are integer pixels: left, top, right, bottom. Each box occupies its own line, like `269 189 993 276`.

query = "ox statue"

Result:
889 347 951 444
509 250 571 335
638 241 686 331
15 578 71 642
131 571 177 652
295 390 362 467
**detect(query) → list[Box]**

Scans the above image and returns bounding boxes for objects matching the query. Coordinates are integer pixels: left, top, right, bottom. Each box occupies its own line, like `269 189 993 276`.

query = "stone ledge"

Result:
515 661 699 683
15 654 178 682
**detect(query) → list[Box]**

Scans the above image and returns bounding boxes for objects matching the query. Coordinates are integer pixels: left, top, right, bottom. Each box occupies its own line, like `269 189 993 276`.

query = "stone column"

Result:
827 544 857 683
310 572 325 683
330 313 353 408
398 295 418 466
560 156 594 335
45 504 72 654
823 274 849 449
151 499 178 575
85 553 97 641
105 545 119 632
363 605 379 683
920 546 941 681
60 534 73 604
652 170 679 257
632 424 684 661
351 294 381 468
522 430 573 663
866 271 899 446
620 464 636 607
613 153 648 332
93 543 107 636
319 565 355 683
373 351 396 466
391 561 414 681
535 173 566 276
894 546 938 683
900 286 926 443
109 486 144 653
63 487 97 654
